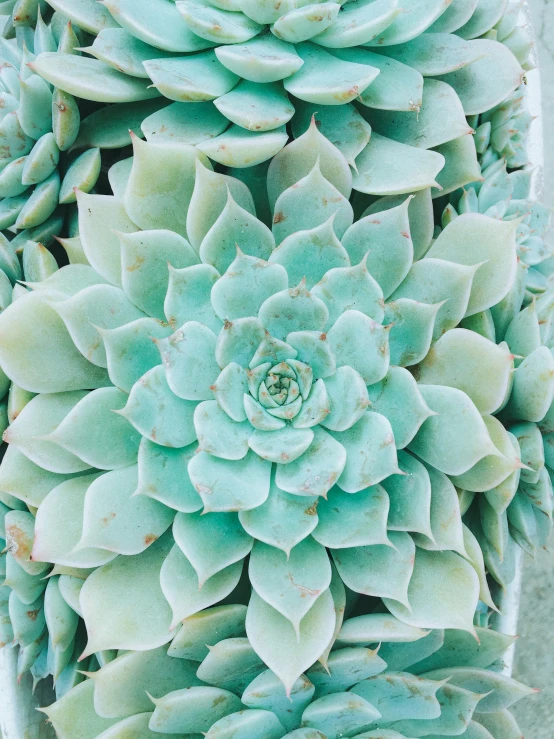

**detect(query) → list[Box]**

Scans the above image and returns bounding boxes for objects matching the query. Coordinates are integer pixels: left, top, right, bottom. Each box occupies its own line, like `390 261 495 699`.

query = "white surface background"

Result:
512 2 554 736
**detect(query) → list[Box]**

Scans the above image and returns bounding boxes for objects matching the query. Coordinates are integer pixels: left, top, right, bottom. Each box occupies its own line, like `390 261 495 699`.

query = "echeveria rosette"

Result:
40 614 535 739
0 124 547 698
17 0 526 172
0 11 103 251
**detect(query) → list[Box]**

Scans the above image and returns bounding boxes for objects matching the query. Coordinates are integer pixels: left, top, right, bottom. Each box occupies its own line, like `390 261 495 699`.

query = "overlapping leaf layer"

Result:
42 619 534 738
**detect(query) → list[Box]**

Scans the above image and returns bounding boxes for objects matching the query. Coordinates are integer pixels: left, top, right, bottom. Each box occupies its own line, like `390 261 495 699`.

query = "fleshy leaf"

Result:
384 299 440 367
351 672 442 723
160 543 243 628
136 439 202 513
301 692 381 736
212 251 287 320
119 230 199 321
250 538 331 634
30 49 160 101
215 35 303 83
341 200 413 299
381 450 433 538
276 426 346 498
176 0 263 44
187 161 255 250
173 510 253 585
80 534 174 657
283 41 378 105
291 102 371 169
200 191 275 274
385 548 479 635
77 192 137 287
239 480 318 555
165 264 221 334
353 133 444 195
320 366 369 432
246 588 336 695
331 531 415 606
313 485 390 548
390 258 478 340
41 681 118 739
272 161 354 242
50 284 145 368
267 116 352 210
121 365 198 448
436 40 523 115
188 450 271 512
270 218 350 290
205 709 284 738
337 613 429 646
413 461 466 555
271 3 339 43
362 78 471 149
328 310 389 385
307 646 386 697
311 255 385 328
422 667 536 713
409 385 500 475
242 670 315 732
102 319 172 394
124 138 204 239
259 282 328 341
426 213 518 316
197 124 289 168
333 412 399 492
4 391 90 474
144 52 239 103
314 0 399 48
364 0 454 45
415 328 513 414
0 292 109 393
104 0 216 52
142 101 229 145
79 465 174 555
249 426 314 464
168 604 247 661
48 388 141 470
433 133 483 196
367 367 434 449
158 323 220 402
148 686 242 734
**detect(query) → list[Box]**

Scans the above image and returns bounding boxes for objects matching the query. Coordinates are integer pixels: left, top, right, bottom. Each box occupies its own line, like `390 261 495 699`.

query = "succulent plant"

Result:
0 0 519 175
0 7 105 251
40 616 535 738
0 121 551 704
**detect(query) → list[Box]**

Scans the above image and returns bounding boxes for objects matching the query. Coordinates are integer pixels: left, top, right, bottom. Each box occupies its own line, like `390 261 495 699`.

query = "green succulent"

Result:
474 83 534 170
0 7 105 250
0 123 551 702
0 0 520 175
40 616 534 739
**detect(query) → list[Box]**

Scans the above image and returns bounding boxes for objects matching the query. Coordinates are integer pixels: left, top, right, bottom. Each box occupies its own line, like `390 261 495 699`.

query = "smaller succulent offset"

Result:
41 614 534 739
0 11 101 249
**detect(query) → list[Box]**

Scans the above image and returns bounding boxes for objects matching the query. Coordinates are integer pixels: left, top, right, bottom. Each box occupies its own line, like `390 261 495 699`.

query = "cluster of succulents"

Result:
0 0 551 735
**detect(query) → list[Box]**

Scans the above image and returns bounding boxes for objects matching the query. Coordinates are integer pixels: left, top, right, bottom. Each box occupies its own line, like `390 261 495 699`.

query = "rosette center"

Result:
249 359 313 421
